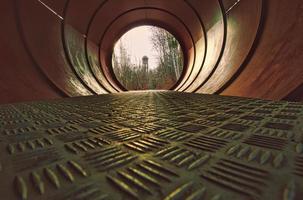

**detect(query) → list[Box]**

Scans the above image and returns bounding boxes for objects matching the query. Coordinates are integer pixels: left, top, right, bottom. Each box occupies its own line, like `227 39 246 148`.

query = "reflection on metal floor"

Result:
0 91 303 200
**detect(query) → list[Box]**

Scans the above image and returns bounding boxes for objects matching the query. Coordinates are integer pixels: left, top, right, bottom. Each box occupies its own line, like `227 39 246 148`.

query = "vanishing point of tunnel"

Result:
0 0 303 200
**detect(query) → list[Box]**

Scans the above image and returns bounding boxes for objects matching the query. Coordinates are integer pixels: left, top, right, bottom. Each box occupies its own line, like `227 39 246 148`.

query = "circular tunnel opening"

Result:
111 25 184 91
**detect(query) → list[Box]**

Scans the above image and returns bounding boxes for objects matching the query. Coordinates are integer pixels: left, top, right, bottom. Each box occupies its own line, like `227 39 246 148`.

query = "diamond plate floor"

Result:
0 91 303 200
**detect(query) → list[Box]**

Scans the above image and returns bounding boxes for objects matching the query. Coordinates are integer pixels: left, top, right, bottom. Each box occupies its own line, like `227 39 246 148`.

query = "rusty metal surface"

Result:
64 0 118 93
196 0 263 94
0 91 302 200
1 0 303 104
183 0 225 92
12 0 113 97
16 0 93 97
221 0 303 100
64 24 107 94
0 0 65 104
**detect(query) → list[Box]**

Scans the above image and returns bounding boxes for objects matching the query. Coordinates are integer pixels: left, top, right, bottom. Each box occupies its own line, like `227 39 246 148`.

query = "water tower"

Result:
142 56 149 72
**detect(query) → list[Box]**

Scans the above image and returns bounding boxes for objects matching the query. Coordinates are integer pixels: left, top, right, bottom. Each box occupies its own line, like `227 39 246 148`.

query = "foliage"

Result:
112 27 183 90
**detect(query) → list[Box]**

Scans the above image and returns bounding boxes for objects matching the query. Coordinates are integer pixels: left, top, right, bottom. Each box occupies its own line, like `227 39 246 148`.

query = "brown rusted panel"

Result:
65 0 105 35
87 39 118 93
17 0 92 97
1 0 303 103
64 24 107 94
196 0 263 94
65 0 119 93
182 0 225 92
144 0 202 45
0 0 63 104
87 0 144 44
221 0 303 100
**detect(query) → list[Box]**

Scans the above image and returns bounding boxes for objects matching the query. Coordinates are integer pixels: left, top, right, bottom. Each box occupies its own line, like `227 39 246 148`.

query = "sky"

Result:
113 26 159 70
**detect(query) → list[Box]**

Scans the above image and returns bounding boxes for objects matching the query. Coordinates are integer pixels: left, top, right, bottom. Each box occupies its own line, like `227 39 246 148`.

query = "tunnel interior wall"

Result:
0 0 302 104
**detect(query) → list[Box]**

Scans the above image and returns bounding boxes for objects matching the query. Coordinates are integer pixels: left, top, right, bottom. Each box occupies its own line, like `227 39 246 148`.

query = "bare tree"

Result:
150 27 183 89
112 26 183 90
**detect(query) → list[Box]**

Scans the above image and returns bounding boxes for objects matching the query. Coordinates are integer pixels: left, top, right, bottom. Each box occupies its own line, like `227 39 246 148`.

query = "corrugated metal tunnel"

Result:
0 0 302 104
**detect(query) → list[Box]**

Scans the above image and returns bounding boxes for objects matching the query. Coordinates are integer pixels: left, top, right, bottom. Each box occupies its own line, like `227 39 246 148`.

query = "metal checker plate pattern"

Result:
0 91 302 200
